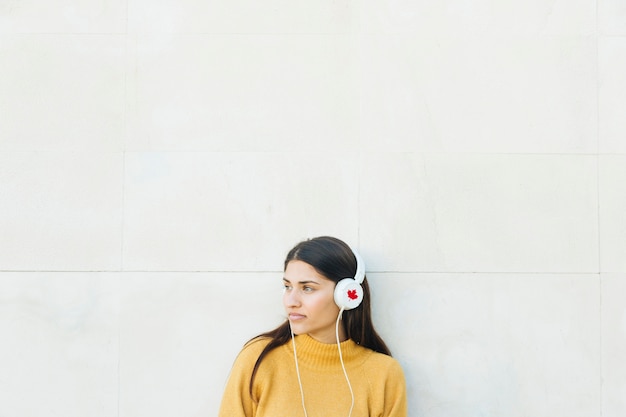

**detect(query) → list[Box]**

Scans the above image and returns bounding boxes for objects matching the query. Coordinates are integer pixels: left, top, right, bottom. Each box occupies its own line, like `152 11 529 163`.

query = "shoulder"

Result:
360 350 407 408
233 337 273 364
225 337 276 383
362 349 406 379
362 351 408 414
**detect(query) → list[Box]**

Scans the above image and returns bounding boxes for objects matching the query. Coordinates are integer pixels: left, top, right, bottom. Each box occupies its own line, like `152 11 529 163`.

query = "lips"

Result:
288 313 306 321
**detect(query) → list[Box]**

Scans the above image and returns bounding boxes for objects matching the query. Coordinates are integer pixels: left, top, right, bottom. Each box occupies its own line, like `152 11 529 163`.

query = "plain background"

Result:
1 1 625 416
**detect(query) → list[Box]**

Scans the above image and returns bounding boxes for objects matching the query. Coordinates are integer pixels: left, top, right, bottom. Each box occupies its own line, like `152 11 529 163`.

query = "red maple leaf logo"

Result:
347 289 358 300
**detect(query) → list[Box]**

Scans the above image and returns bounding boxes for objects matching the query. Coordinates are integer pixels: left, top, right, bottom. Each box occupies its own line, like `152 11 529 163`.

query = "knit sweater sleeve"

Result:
218 339 269 417
382 358 408 417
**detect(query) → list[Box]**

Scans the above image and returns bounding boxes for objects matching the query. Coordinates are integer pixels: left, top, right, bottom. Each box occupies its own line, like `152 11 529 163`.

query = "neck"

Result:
308 328 347 344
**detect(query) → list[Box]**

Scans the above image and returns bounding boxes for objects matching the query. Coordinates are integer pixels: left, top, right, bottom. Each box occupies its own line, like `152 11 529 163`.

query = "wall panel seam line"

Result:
118 5 129 415
0 270 604 275
596 1 603 414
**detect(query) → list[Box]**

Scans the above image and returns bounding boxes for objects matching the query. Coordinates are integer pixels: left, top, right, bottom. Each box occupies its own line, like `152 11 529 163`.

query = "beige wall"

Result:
1 1 625 416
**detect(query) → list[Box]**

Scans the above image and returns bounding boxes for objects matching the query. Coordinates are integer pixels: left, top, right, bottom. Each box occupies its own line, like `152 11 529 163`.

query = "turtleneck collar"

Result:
284 334 370 372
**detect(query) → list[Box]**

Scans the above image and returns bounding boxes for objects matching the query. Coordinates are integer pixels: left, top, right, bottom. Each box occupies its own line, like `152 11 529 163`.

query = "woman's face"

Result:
283 260 345 344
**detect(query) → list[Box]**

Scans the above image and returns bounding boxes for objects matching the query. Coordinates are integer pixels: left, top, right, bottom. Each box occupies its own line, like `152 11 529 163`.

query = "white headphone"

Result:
333 250 365 310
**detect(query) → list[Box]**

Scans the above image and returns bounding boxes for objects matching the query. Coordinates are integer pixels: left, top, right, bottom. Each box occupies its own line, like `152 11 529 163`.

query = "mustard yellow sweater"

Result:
219 334 407 417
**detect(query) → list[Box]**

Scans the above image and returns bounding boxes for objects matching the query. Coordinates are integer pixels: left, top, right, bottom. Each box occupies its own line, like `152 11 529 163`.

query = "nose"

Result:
283 288 301 308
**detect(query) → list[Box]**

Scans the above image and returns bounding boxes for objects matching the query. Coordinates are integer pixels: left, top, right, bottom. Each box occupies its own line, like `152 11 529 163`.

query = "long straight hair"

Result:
248 236 392 399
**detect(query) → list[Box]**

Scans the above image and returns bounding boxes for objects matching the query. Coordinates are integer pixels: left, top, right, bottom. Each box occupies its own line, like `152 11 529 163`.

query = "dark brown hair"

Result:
248 236 392 399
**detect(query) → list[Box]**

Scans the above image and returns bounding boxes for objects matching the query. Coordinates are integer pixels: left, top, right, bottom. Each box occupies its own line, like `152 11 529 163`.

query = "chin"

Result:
288 322 305 333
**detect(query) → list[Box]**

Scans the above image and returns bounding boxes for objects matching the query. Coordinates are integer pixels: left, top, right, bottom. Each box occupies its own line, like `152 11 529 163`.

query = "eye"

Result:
302 286 314 293
283 284 292 291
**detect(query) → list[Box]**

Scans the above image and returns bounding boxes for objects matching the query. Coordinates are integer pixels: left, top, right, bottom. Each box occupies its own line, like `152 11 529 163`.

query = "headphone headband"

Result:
334 248 366 311
352 249 365 284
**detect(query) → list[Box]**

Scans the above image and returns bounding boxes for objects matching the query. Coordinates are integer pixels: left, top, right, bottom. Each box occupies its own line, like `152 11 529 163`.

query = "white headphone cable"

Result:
290 323 309 417
336 307 355 417
289 311 355 417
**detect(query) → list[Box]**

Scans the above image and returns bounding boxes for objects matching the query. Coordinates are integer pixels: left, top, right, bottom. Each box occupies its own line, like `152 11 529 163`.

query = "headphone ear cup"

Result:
334 278 364 310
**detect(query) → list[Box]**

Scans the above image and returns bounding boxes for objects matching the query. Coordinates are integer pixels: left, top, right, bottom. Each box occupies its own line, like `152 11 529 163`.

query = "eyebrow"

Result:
282 277 321 285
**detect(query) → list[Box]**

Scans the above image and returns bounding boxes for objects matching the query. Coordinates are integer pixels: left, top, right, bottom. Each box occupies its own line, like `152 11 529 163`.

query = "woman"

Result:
218 236 407 417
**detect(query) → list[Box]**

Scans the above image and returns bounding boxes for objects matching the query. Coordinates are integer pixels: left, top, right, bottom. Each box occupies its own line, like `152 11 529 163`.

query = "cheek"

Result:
319 293 340 316
308 292 336 313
